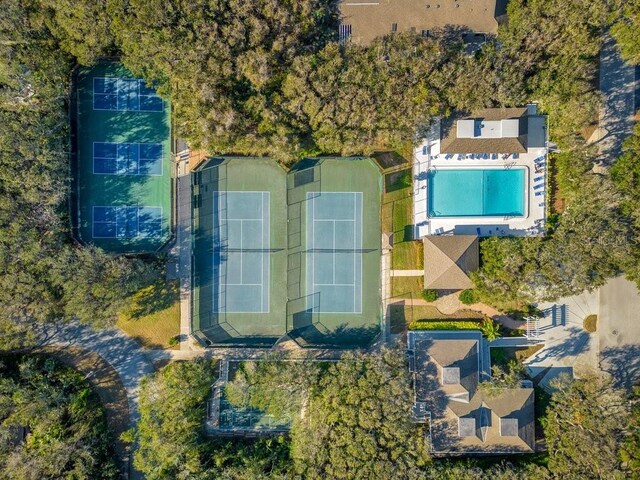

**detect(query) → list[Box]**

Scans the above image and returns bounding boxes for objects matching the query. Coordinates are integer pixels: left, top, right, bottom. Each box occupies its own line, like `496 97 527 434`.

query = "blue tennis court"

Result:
306 192 363 313
93 142 163 175
212 192 270 313
93 77 163 112
92 206 162 238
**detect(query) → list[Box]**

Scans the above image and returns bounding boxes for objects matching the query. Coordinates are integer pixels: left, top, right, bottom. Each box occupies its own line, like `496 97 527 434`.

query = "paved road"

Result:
598 276 640 388
43 322 155 424
596 34 636 164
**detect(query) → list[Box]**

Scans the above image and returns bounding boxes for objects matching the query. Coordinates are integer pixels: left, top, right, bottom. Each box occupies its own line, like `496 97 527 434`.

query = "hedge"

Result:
409 319 483 331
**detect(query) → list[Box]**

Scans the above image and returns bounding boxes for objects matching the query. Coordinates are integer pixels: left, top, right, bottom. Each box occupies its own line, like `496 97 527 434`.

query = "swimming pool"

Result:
427 168 526 217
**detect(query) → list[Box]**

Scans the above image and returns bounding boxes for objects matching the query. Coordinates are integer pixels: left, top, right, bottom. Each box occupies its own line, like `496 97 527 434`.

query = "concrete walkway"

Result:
525 289 599 378
176 160 198 351
381 243 392 343
390 269 424 277
594 34 637 165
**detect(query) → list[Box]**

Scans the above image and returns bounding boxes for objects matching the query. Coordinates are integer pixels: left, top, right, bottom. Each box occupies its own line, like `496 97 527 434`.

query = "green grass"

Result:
117 280 180 349
391 276 424 298
384 168 412 193
391 241 423 269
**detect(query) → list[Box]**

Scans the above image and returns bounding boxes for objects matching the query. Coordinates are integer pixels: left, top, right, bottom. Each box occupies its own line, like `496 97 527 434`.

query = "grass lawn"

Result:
382 171 424 272
392 240 423 270
391 276 424 298
390 304 484 334
117 280 180 349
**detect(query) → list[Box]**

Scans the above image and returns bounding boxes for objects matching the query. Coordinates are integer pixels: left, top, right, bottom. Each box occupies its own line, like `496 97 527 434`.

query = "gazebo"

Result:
422 235 479 290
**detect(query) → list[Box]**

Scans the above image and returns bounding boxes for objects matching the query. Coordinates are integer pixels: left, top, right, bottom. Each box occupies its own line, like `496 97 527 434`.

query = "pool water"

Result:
427 168 526 217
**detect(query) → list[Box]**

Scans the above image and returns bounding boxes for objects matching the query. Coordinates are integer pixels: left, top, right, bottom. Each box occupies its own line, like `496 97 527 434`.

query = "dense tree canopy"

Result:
291 348 430 479
108 0 339 161
0 2 165 349
0 355 117 479
611 0 640 64
130 359 215 479
543 373 633 479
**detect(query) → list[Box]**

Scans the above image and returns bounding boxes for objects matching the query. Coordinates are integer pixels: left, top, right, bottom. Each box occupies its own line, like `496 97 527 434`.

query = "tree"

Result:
291 347 430 479
224 356 321 419
543 373 633 479
0 355 118 479
619 386 640 479
109 0 339 162
478 362 525 398
282 33 450 156
480 317 501 341
611 0 640 65
57 247 164 328
130 359 215 479
611 125 640 226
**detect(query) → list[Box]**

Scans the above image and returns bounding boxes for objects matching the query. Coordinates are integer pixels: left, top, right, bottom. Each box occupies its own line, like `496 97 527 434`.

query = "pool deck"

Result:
413 121 547 237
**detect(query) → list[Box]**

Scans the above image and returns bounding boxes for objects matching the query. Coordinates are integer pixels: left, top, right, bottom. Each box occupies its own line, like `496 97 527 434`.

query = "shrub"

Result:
459 289 478 305
480 317 502 341
584 314 598 333
167 335 180 347
421 289 438 302
409 319 482 331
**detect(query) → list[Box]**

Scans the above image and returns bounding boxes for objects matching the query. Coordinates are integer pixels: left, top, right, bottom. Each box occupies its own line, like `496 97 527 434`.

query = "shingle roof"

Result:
339 0 502 45
410 331 536 454
423 235 479 290
440 108 530 154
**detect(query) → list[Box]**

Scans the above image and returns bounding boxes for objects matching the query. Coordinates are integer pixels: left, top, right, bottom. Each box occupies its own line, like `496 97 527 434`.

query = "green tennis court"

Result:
72 61 172 253
191 157 381 348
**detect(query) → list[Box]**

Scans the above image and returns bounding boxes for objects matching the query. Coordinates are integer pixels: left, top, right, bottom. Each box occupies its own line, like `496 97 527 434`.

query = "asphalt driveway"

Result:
599 276 640 388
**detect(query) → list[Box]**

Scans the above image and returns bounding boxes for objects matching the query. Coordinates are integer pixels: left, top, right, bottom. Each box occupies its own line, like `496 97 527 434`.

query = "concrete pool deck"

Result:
413 120 547 237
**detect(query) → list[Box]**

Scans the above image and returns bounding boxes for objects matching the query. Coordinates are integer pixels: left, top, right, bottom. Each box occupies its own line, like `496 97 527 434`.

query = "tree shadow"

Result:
600 344 640 389
527 326 591 366
124 279 179 320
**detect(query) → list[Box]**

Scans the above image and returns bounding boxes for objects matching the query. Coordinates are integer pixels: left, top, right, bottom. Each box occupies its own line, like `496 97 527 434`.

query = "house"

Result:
338 0 508 45
408 330 535 454
423 235 479 290
413 105 548 238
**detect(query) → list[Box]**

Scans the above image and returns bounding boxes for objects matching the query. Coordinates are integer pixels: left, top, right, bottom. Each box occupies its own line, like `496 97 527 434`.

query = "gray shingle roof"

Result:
423 235 479 290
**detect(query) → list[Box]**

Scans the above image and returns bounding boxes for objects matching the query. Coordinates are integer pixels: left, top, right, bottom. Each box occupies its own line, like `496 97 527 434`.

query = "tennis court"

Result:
306 192 363 313
191 158 288 347
212 192 270 313
72 61 172 253
191 157 382 348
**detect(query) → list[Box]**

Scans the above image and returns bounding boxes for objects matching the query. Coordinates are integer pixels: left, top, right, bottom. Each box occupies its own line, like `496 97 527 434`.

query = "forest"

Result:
125 353 638 479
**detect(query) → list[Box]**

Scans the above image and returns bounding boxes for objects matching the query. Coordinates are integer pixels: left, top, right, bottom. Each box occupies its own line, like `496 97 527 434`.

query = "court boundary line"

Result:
211 191 271 314
91 205 164 239
306 192 363 314
92 141 164 176
92 77 164 113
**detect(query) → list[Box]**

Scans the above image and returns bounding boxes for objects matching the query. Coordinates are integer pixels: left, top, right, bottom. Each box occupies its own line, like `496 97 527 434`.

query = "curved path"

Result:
42 321 155 424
